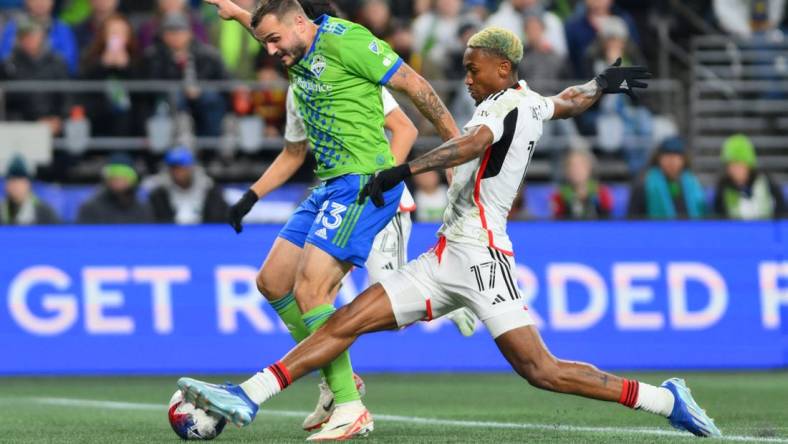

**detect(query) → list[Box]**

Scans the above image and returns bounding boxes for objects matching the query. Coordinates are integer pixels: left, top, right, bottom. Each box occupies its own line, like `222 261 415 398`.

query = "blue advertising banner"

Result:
1 222 787 374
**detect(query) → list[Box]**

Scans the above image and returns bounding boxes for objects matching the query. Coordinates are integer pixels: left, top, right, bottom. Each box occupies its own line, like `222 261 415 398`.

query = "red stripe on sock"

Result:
267 364 285 389
275 361 292 387
618 379 629 405
619 379 639 408
630 380 640 408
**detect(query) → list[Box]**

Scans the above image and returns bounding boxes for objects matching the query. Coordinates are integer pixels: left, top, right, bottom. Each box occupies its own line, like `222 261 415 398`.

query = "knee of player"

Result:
256 271 287 300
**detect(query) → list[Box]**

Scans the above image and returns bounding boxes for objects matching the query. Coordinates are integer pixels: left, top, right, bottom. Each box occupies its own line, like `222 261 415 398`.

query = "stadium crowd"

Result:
0 0 786 223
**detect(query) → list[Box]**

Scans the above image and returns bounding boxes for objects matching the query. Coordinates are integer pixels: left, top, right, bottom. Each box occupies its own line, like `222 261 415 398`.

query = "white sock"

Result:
240 368 282 405
635 383 675 417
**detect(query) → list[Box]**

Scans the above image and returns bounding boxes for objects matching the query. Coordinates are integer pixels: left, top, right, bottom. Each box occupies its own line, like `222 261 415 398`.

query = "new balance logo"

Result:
315 228 328 239
491 294 506 305
382 262 394 270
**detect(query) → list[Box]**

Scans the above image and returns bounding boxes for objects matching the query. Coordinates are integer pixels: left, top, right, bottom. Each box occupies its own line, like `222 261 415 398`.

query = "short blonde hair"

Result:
467 26 524 65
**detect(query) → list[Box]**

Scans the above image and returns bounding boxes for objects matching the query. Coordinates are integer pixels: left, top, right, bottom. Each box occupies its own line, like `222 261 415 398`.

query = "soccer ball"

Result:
168 390 227 440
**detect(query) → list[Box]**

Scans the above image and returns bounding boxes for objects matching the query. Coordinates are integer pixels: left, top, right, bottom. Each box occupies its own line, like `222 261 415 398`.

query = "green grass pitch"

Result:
0 372 786 443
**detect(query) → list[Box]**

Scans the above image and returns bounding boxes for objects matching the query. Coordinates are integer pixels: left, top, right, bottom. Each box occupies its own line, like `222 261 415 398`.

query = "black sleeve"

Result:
148 187 175 223
627 180 647 219
202 185 230 223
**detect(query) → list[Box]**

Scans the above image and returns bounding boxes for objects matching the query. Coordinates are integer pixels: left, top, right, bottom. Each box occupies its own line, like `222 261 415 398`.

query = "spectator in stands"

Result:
146 146 228 224
211 0 258 79
413 170 448 222
411 0 463 79
486 0 567 57
551 149 613 220
714 0 785 39
520 12 570 94
1 155 59 225
72 0 119 50
582 16 644 79
0 18 70 135
627 136 708 220
137 0 208 51
585 16 651 173
448 20 481 125
465 0 489 22
0 0 79 74
80 13 141 136
446 19 481 80
564 0 639 76
388 19 415 66
142 12 229 137
251 55 288 137
713 134 785 219
77 153 153 224
356 0 393 39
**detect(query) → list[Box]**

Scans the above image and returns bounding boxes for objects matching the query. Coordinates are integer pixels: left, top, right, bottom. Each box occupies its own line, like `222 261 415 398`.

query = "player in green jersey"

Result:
194 0 461 439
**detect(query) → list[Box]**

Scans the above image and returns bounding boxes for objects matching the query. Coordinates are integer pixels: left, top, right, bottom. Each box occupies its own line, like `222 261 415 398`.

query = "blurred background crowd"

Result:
0 0 786 225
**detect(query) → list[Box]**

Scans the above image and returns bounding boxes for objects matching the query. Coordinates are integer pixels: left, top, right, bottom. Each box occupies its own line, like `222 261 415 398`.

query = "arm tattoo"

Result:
552 79 603 119
574 79 601 98
408 78 458 141
408 127 488 174
387 64 459 140
409 139 462 174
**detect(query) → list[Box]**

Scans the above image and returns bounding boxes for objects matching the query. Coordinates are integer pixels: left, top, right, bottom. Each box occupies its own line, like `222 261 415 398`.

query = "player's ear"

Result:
498 59 511 79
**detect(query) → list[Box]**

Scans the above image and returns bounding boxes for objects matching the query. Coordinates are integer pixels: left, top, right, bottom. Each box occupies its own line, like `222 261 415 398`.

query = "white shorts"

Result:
380 238 534 338
366 212 412 285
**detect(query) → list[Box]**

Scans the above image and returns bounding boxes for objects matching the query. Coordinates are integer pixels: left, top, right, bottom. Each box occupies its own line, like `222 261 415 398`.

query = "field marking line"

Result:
7 396 787 443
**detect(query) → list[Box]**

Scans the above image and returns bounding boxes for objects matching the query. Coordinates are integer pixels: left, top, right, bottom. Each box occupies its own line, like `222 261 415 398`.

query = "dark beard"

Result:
287 42 308 65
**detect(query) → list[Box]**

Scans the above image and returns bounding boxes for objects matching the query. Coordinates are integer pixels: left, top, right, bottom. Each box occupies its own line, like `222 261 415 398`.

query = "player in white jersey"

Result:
180 27 720 438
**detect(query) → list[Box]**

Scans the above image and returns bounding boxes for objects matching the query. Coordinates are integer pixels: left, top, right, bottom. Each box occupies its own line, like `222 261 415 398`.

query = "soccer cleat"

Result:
446 307 478 337
303 380 333 431
662 378 722 437
177 377 258 428
306 402 373 441
302 374 367 431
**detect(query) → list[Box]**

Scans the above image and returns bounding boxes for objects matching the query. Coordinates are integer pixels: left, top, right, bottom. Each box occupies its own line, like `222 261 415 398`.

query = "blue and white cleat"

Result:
662 378 722 437
177 377 258 428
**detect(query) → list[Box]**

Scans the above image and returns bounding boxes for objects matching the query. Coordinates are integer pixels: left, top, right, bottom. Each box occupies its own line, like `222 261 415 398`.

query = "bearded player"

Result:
180 27 720 439
206 0 463 439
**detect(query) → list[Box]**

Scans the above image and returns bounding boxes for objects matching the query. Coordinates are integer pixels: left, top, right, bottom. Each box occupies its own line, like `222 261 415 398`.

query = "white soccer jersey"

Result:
438 80 554 255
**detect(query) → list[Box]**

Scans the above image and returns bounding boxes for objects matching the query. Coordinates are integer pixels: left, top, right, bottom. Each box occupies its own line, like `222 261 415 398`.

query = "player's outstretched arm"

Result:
205 0 254 31
551 57 651 120
386 62 460 142
228 140 308 233
384 107 418 164
358 125 492 206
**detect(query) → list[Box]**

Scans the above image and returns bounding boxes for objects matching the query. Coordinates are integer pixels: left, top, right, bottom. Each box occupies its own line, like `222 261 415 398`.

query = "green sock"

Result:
269 292 310 343
302 304 360 404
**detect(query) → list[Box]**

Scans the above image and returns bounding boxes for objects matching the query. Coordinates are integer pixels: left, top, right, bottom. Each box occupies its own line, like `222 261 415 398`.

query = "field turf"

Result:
0 372 786 443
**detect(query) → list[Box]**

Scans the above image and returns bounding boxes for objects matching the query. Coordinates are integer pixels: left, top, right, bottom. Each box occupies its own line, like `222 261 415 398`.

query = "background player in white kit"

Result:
180 27 720 438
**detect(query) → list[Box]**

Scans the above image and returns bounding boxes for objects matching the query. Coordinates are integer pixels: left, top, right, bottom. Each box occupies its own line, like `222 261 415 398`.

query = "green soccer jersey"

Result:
288 15 402 180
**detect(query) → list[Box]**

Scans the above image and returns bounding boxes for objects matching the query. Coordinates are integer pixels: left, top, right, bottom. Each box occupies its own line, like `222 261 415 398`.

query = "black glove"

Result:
594 57 651 101
228 189 258 234
358 164 412 207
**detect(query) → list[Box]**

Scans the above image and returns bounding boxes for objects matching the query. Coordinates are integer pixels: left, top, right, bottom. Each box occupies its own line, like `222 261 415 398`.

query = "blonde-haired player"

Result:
180 27 719 440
